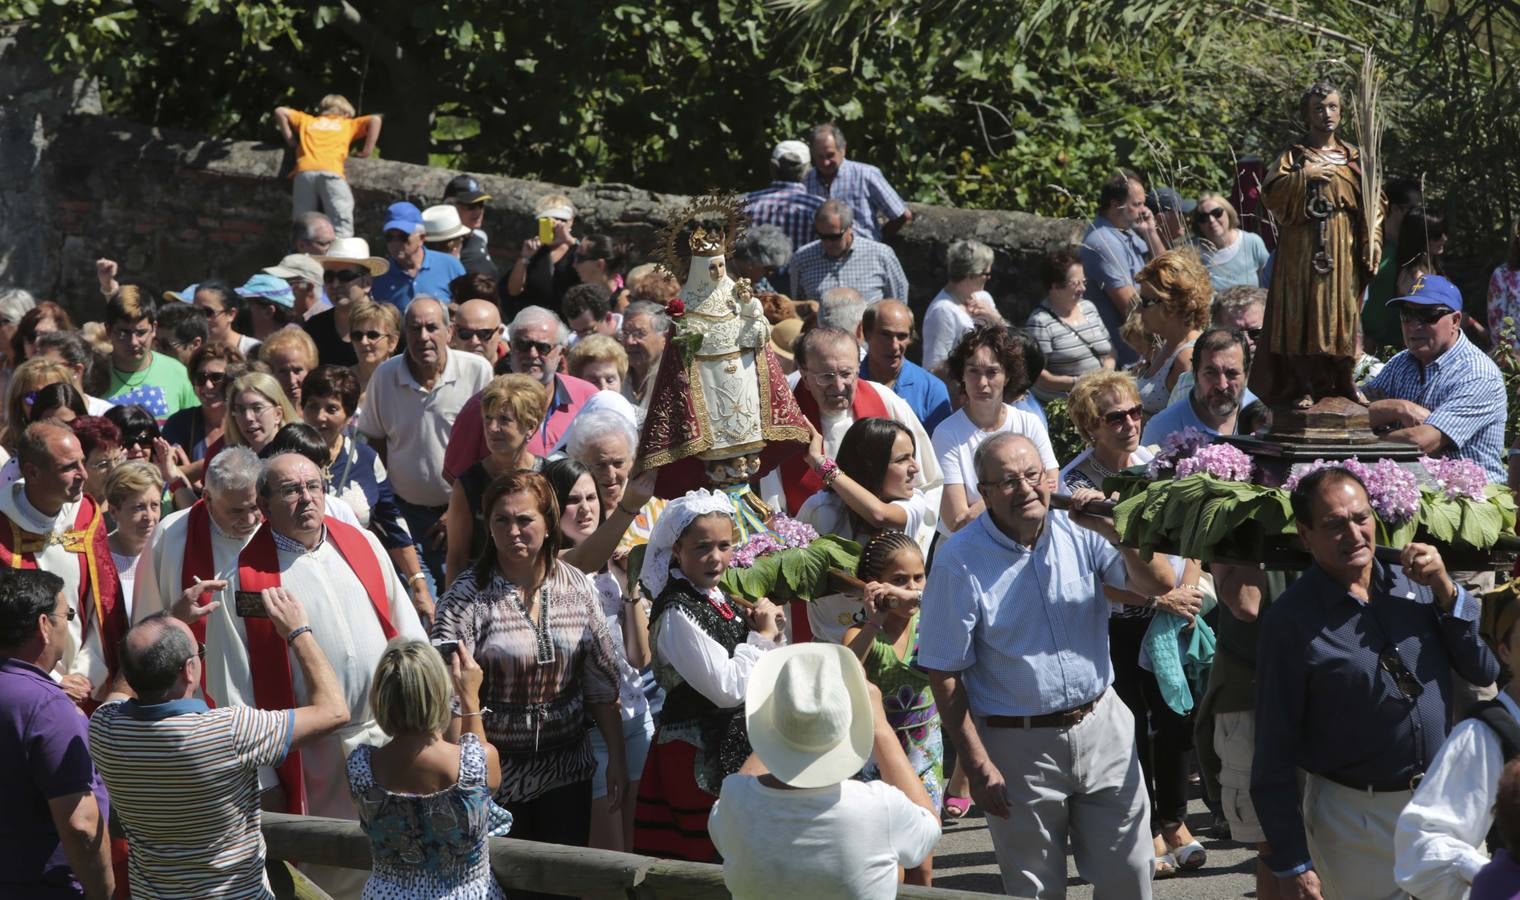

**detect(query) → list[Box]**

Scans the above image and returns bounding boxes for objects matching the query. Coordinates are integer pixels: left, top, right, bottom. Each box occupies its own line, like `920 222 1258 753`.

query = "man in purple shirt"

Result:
0 569 114 899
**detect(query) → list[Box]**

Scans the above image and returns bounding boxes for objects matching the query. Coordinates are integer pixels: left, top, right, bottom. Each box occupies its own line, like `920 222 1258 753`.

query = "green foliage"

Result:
1494 318 1520 448
721 534 861 602
11 0 1520 260
1041 397 1087 467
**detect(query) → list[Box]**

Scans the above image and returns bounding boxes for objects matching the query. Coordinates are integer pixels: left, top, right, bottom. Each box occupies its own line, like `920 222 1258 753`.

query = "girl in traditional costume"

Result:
631 489 786 861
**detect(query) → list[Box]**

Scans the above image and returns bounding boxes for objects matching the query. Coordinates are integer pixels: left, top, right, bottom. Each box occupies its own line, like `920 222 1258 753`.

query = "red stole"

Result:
0 494 125 688
233 517 397 815
181 501 221 704
777 380 890 515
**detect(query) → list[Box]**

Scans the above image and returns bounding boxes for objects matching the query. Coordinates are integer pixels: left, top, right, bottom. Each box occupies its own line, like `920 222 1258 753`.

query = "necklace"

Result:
510 582 555 665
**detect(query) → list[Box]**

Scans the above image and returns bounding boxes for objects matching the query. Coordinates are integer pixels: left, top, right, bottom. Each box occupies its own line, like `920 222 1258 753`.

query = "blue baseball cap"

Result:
162 283 198 304
234 273 295 309
1387 273 1462 311
382 201 423 236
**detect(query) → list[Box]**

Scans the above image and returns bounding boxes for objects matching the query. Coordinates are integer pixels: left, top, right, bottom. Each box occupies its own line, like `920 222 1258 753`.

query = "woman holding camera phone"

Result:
503 193 579 319
430 470 625 890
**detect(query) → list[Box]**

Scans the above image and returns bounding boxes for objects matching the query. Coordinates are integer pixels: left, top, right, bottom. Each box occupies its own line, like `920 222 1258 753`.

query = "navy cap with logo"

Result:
444 175 491 205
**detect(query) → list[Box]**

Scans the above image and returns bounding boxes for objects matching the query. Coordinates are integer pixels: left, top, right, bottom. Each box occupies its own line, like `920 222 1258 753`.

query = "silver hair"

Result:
1211 285 1267 323
973 432 1037 483
623 300 670 334
0 288 36 326
566 408 639 463
206 446 262 496
508 305 569 345
816 199 853 231
733 225 793 271
817 286 867 334
292 211 334 243
809 122 847 152
946 240 995 282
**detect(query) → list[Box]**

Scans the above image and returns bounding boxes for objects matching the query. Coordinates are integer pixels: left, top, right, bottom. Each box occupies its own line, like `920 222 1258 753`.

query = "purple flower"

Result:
1419 456 1487 502
1284 457 1418 524
1173 443 1254 482
1146 427 1213 478
728 516 820 569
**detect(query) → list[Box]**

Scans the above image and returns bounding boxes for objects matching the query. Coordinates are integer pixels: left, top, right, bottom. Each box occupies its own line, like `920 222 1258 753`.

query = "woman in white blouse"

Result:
922 239 1003 376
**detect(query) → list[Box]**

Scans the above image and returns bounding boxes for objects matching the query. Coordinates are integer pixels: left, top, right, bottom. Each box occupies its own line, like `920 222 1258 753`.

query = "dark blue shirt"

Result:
371 249 465 314
861 357 951 434
1252 561 1497 876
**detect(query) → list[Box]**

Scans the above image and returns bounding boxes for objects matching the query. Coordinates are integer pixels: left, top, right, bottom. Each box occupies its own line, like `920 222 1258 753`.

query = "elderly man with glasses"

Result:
788 199 909 304
370 201 466 313
1362 274 1506 483
450 299 505 362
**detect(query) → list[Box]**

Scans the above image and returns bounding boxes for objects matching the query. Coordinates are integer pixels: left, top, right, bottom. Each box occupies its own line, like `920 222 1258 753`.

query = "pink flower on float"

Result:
1419 456 1487 502
1173 442 1254 482
1284 457 1418 524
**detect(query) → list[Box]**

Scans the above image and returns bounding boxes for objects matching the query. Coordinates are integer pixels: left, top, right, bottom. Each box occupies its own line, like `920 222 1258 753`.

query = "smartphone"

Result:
432 639 459 663
537 217 555 244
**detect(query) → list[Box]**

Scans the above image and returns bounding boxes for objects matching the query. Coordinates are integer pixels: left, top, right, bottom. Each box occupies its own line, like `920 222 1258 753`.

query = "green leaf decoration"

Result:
719 536 862 603
1420 494 1464 543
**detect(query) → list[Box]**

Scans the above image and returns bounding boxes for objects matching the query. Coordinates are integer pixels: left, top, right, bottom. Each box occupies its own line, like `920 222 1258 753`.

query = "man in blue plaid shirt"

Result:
789 200 910 304
745 140 824 253
805 123 912 242
1363 274 1506 482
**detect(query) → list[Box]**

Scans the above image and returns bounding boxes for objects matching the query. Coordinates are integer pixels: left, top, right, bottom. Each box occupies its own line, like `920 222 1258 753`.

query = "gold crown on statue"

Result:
653 192 751 281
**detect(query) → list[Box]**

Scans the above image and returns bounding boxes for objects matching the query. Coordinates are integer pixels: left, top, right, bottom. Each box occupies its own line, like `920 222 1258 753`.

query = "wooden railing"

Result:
262 812 990 899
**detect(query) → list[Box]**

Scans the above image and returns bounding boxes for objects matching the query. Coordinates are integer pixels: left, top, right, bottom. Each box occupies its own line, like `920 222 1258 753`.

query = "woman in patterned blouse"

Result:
431 470 624 886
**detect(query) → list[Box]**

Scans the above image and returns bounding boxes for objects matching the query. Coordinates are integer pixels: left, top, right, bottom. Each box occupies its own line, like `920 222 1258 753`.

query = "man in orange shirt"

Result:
272 94 382 239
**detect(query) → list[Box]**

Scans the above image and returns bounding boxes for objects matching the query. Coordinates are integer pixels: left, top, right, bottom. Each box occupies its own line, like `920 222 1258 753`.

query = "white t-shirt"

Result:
921 289 976 375
710 774 940 900
930 404 1056 535
796 490 931 644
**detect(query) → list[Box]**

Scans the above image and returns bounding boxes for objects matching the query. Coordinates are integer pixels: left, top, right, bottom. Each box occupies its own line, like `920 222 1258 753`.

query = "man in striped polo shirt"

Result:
88 583 349 898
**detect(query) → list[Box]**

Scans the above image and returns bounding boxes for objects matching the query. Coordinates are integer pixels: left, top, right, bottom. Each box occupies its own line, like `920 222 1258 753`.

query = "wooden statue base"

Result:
1220 397 1423 488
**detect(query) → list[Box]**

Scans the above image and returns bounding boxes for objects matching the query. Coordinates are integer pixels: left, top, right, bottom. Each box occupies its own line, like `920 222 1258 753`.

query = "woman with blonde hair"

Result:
258 327 319 409
1191 192 1269 291
347 637 504 898
1132 250 1211 416
105 460 163 619
565 335 628 395
0 357 75 455
348 300 400 409
221 371 299 456
504 192 579 316
444 374 546 588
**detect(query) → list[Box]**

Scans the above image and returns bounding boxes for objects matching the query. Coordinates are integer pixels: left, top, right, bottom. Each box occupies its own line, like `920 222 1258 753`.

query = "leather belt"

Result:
1322 771 1424 793
984 697 1100 730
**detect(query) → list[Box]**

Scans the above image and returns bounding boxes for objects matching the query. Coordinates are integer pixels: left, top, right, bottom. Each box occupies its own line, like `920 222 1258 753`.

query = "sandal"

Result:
942 795 971 820
1171 840 1207 870
1153 853 1178 879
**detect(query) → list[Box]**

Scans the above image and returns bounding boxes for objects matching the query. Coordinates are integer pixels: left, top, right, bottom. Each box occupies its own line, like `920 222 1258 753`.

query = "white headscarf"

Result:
641 488 734 598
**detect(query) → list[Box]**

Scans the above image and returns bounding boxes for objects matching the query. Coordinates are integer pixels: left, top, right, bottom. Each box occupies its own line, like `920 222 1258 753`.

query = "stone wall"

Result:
3 42 1078 324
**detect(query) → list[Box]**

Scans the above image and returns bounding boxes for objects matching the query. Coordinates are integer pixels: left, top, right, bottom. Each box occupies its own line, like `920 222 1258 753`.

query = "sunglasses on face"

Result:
197 306 226 319
1243 327 1263 343
125 431 158 450
1195 207 1227 224
1138 293 1164 309
513 338 556 356
458 327 501 343
1102 405 1143 427
195 370 227 388
1398 304 1455 325
816 231 848 242
350 330 389 343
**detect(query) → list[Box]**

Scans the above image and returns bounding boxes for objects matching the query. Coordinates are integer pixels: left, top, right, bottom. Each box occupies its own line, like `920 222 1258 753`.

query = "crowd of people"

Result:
7 89 1520 900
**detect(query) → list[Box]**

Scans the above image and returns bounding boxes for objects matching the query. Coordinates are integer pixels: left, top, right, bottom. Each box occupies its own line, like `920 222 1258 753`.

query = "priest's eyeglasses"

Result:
278 479 327 501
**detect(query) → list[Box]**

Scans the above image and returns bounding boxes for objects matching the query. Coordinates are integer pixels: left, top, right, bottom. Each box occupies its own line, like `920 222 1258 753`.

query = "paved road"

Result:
932 796 1257 897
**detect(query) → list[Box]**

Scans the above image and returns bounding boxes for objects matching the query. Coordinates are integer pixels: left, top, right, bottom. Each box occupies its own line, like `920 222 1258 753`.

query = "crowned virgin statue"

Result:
634 197 810 508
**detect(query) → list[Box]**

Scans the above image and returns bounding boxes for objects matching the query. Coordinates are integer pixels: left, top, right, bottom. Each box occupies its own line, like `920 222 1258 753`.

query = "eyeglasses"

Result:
816 231 848 242
323 269 367 285
981 471 1047 492
89 452 123 472
48 607 76 622
1379 647 1424 700
513 338 556 356
197 306 226 319
232 401 274 417
1398 304 1455 325
620 328 650 342
1102 404 1144 427
1196 207 1227 223
349 330 389 343
458 326 501 343
278 479 327 501
1243 327 1263 343
195 370 227 388
805 369 857 386
1138 292 1164 309
124 431 158 450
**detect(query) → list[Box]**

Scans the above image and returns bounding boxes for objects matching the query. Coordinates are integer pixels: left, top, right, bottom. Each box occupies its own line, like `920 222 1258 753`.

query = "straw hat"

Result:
423 205 472 242
770 318 803 361
745 643 874 788
314 237 390 276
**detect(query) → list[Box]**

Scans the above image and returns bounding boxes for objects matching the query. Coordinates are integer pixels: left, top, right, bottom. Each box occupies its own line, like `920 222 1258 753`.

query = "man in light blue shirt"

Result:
1142 328 1259 447
919 432 1201 898
371 201 466 313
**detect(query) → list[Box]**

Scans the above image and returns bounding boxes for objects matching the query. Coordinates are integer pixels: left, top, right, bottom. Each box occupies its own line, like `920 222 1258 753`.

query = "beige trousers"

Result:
1302 774 1411 900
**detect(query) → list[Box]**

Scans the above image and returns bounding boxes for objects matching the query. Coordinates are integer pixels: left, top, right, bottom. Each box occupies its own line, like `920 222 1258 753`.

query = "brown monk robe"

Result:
1249 83 1383 411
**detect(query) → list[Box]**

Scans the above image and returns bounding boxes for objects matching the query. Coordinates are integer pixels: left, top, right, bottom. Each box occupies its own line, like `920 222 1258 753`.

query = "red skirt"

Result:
632 736 720 862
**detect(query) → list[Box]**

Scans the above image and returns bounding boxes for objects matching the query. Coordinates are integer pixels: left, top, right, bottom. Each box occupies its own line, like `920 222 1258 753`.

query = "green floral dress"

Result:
859 614 944 808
